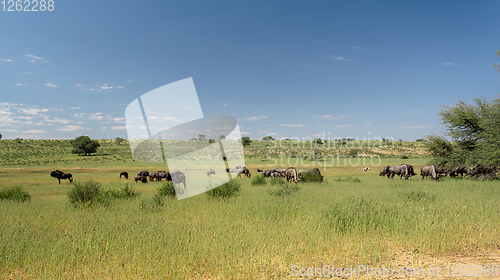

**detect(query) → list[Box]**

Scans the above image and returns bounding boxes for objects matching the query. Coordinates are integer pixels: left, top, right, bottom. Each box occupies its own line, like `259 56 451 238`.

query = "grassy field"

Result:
0 140 499 279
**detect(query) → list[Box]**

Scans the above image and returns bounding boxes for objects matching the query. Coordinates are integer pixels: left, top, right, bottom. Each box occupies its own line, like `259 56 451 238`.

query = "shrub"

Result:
268 184 300 197
68 180 103 205
105 184 140 199
206 179 241 199
158 182 177 198
251 175 267 186
139 193 165 211
400 152 408 159
0 186 31 202
333 176 361 183
300 171 324 183
269 176 286 186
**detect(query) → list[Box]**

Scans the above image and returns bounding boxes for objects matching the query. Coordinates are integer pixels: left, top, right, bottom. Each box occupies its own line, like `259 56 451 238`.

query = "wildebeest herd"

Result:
379 164 439 180
257 167 323 183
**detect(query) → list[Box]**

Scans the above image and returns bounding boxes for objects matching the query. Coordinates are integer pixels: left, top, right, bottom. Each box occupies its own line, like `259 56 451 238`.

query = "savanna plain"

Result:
0 139 499 279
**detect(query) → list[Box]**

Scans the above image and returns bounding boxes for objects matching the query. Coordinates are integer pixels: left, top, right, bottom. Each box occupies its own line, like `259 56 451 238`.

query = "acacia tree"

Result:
241 136 251 147
426 51 500 175
71 136 100 156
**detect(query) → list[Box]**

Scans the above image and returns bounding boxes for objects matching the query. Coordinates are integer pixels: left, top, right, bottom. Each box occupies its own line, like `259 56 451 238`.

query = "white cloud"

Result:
26 54 46 63
336 124 351 128
280 124 304 127
89 113 104 121
23 130 46 134
1 58 13 62
442 62 452 66
13 83 23 86
246 116 268 121
70 107 80 110
44 82 59 88
327 55 352 62
111 126 127 130
240 131 251 135
74 84 82 87
352 46 360 49
116 85 125 89
312 133 322 137
316 114 346 120
365 123 372 126
257 130 268 134
18 107 50 115
56 125 86 132
221 103 227 106
112 117 125 123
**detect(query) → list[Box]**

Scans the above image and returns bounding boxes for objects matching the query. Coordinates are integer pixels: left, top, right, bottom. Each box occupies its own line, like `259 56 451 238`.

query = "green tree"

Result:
115 137 124 145
0 133 2 140
219 135 226 140
71 136 100 156
241 136 251 147
313 138 323 145
262 136 274 141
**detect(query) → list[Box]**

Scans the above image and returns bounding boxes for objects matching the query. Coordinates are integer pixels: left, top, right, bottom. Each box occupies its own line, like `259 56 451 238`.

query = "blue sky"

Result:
0 0 499 141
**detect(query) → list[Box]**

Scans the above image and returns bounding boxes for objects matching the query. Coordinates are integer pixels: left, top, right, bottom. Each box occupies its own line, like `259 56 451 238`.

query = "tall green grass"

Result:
2 177 498 278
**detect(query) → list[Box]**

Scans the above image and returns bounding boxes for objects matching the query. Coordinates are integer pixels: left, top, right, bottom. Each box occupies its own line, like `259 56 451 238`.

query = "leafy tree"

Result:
0 133 2 140
313 138 323 145
241 136 251 147
198 134 206 141
208 139 216 144
115 137 124 145
71 136 100 156
426 96 500 172
219 135 226 140
262 136 274 141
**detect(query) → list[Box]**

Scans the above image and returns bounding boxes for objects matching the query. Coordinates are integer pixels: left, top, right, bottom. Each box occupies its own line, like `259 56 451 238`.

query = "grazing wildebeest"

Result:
261 170 272 177
50 170 73 184
389 165 410 179
237 167 251 178
207 168 216 176
119 172 128 179
272 168 286 177
137 171 149 177
284 167 299 183
135 175 147 183
379 166 390 177
421 165 438 180
225 168 237 173
401 164 417 177
171 171 186 191
157 171 171 181
363 166 371 171
149 172 160 182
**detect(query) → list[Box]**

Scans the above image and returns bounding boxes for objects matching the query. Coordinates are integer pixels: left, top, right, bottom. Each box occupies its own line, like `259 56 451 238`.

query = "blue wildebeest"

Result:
285 167 299 183
237 167 251 178
207 168 215 176
119 172 128 179
388 165 410 179
171 171 186 191
379 166 390 177
50 170 73 184
421 165 438 180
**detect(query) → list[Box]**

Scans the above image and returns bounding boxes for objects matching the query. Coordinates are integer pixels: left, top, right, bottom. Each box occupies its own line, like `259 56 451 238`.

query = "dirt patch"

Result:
352 250 500 279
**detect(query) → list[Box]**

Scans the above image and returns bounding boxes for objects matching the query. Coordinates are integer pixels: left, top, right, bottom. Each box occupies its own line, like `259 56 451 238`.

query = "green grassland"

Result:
0 139 498 279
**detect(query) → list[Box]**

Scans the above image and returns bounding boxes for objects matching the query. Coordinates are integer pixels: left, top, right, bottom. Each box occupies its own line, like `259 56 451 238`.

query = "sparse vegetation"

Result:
251 175 267 186
0 186 31 202
206 179 241 199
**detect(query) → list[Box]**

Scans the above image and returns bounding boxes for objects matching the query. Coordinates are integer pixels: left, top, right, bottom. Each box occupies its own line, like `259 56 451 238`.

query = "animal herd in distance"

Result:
49 164 446 187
